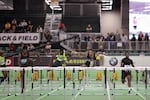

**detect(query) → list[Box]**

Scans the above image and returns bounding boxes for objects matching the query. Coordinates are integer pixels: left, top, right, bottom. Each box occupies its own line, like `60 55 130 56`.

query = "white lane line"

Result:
132 88 145 100
0 95 15 100
0 82 66 100
72 88 84 100
107 82 111 100
36 82 70 100
0 83 41 100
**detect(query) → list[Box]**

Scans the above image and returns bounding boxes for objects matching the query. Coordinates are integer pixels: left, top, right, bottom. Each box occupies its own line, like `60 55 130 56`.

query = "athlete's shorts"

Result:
85 60 90 67
52 60 62 67
0 65 6 67
122 70 131 83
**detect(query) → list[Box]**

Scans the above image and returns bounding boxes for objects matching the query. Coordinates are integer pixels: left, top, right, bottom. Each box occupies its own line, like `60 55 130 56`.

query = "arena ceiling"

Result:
130 0 150 14
0 0 13 10
45 0 116 11
0 0 119 11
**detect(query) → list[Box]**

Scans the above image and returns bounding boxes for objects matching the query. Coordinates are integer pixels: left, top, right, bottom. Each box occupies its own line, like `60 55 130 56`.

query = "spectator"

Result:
5 22 11 32
86 24 92 32
138 31 144 50
73 36 80 50
96 44 105 55
115 30 121 41
27 20 33 33
99 33 105 41
19 19 28 32
11 18 17 26
121 33 128 49
44 31 52 42
130 34 136 50
36 25 43 40
58 23 66 31
10 25 17 33
144 33 149 50
84 35 91 41
106 32 111 49
36 25 43 33
106 33 111 41
20 42 25 49
45 42 51 54
39 42 45 54
28 44 35 50
8 42 16 53
109 32 116 49
16 44 22 52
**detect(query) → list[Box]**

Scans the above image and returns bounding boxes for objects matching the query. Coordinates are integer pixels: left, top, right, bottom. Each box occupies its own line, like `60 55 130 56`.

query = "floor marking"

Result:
36 82 71 100
107 81 111 100
0 95 15 100
132 88 145 100
73 88 84 100
0 83 41 100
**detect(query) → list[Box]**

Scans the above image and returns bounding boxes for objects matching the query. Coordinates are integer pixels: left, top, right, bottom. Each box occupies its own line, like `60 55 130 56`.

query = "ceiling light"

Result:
130 0 150 3
0 1 5 5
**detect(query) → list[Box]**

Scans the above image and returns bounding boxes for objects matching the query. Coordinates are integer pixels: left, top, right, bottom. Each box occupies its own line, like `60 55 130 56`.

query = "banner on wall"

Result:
0 33 40 44
5 57 14 66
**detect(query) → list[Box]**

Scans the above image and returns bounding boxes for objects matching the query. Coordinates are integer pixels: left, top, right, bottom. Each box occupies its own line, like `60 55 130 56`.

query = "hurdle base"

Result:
0 94 11 96
111 94 139 96
15 93 42 96
78 94 106 96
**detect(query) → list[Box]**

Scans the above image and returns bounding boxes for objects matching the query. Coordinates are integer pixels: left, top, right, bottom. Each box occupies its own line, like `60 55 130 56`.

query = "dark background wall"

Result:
0 0 46 32
62 16 100 32
62 3 100 32
121 0 129 35
0 0 129 35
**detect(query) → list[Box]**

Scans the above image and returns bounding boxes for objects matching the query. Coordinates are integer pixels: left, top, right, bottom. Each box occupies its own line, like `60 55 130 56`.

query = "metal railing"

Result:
66 40 150 51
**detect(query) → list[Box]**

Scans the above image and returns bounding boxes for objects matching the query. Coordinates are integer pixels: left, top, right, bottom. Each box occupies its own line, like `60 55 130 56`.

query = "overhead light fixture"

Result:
130 0 150 3
101 5 112 10
0 1 5 5
143 9 150 12
144 6 150 9
45 0 51 5
8 6 13 10
129 9 134 12
50 5 62 10
45 0 62 11
101 0 113 10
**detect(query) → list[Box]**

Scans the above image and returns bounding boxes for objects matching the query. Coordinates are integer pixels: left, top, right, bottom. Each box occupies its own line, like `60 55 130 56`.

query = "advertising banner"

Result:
0 33 40 44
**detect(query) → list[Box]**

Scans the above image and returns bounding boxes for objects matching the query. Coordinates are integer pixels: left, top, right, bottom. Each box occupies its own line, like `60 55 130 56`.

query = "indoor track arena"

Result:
0 0 150 100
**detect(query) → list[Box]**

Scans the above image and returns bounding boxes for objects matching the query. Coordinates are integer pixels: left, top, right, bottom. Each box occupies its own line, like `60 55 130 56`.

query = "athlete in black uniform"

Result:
121 52 134 94
84 49 95 67
0 50 8 84
18 46 40 93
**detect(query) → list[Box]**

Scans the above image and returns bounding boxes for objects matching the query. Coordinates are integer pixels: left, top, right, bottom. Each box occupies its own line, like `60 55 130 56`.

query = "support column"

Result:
121 0 129 35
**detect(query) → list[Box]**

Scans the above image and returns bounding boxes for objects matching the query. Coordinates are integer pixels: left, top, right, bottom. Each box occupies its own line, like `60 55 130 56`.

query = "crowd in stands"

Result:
71 24 150 51
83 32 148 45
0 41 53 55
1 20 150 54
2 18 34 33
1 18 46 34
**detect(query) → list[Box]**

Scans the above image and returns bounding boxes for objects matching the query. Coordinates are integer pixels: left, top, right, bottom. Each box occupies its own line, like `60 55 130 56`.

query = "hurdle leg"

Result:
31 68 34 98
112 69 116 100
7 70 10 96
40 70 43 95
20 68 25 94
145 68 148 100
72 68 75 100
136 70 139 91
51 70 53 90
104 68 107 100
14 70 18 96
64 68 66 100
